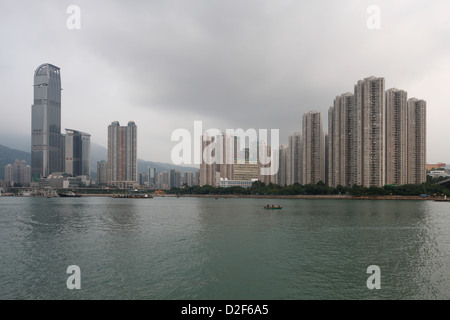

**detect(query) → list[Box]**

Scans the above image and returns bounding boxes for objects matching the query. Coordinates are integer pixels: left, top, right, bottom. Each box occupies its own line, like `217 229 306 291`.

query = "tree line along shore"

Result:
165 180 450 198
6 178 449 199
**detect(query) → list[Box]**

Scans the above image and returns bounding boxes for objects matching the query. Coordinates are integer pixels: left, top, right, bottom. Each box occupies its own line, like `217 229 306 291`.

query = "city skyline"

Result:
23 61 431 187
21 66 438 174
23 60 430 188
0 1 449 164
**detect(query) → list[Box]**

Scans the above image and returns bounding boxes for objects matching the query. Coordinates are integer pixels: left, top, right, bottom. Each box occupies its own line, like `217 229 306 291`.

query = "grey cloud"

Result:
0 0 449 163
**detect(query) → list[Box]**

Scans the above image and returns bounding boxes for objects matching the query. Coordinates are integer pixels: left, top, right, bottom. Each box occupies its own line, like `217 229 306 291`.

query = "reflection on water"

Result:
0 197 449 299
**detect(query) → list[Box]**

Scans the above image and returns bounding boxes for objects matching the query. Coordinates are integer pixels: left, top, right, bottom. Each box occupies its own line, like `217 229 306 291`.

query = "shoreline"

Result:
172 194 447 201
80 194 449 201
2 193 448 201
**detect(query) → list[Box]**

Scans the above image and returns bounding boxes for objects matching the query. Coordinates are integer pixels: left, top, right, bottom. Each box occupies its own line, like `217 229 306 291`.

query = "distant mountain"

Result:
90 142 108 174
0 144 31 180
0 143 197 180
90 143 198 175
138 159 198 175
0 134 30 155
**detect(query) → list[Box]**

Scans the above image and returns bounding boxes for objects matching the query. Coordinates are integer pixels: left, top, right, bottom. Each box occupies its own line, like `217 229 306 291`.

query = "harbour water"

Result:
0 197 449 299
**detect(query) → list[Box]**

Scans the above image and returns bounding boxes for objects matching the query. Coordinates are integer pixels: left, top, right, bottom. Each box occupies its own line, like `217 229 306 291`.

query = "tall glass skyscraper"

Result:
65 129 91 177
148 167 157 186
31 63 64 179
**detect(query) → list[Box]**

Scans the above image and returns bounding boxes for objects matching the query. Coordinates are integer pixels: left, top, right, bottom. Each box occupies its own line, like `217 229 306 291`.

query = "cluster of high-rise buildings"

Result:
199 76 426 189
5 66 426 190
325 78 426 187
153 169 199 189
282 76 426 188
4 160 31 186
98 164 199 190
199 133 263 188
26 64 142 189
27 64 197 190
30 64 91 186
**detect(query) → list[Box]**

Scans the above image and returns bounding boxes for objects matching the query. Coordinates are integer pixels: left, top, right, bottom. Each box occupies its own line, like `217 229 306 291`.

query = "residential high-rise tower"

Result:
385 89 408 185
355 76 385 187
302 111 325 184
107 121 137 187
327 93 355 187
407 98 427 184
287 133 302 185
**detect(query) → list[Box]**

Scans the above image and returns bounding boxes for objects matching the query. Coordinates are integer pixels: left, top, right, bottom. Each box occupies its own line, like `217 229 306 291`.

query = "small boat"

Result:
58 191 81 198
264 205 283 210
112 193 153 199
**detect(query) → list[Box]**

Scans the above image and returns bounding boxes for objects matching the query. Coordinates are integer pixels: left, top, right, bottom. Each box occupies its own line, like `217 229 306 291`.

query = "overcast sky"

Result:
1 0 449 164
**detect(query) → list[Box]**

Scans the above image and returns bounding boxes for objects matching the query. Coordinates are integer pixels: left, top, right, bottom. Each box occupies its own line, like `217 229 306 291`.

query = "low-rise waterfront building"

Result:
219 178 257 189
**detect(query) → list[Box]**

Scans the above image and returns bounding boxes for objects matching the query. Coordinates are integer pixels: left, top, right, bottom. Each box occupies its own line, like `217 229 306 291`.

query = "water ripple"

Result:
0 197 449 299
